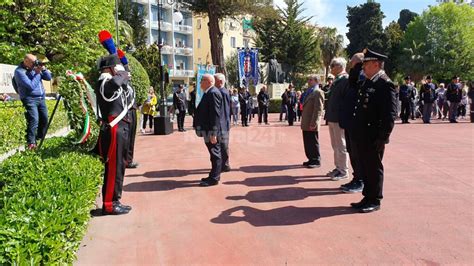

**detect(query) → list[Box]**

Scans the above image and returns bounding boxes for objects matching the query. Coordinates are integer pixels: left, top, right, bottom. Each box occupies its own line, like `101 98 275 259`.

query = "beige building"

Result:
193 15 255 71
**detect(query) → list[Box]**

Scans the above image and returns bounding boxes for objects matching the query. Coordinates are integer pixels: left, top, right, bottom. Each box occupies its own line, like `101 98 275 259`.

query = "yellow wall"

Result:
193 15 255 72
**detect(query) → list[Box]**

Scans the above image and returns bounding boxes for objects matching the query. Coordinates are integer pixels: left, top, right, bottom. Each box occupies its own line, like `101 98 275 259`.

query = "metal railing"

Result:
169 69 195 77
174 24 193 33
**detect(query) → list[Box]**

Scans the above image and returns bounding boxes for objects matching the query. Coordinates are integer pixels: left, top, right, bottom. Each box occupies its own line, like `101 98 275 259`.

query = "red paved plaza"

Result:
76 114 473 265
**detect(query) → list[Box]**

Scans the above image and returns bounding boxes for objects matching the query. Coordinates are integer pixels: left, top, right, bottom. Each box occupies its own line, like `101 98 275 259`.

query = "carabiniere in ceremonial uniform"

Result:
351 49 397 213
95 54 133 215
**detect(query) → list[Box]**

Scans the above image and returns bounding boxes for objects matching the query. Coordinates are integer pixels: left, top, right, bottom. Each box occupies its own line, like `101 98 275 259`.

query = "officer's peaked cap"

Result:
98 54 121 70
363 48 387 62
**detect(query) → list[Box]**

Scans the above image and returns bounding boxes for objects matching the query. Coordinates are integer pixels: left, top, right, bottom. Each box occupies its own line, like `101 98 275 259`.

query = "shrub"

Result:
0 136 103 264
0 100 69 154
128 54 150 105
269 98 283 113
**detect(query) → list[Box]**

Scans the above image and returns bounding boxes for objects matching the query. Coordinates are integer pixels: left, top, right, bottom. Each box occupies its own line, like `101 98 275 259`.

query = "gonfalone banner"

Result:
237 48 259 88
196 64 216 107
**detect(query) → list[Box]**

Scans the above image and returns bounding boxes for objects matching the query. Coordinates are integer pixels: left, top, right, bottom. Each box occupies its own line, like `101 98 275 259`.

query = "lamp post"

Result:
157 0 183 117
154 0 183 134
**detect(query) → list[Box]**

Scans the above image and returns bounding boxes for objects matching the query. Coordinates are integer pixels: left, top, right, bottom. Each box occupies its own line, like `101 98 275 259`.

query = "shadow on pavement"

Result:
123 180 200 192
211 206 355 226
226 187 342 203
238 164 304 173
224 175 329 187
127 169 209 178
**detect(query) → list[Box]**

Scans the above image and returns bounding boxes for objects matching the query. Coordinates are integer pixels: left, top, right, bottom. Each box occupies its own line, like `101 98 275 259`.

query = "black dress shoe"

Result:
222 166 231 172
127 162 139 169
199 178 219 187
114 201 132 211
303 160 311 166
102 204 130 215
350 198 369 209
360 203 381 213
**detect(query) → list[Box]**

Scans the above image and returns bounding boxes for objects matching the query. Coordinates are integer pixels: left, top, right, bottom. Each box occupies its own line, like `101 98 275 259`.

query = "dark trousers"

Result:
99 120 130 212
22 97 48 144
422 103 433 123
258 105 268 123
297 109 302 121
241 105 248 126
355 139 385 202
302 130 320 164
205 139 222 181
280 105 288 121
287 105 295 125
345 130 362 183
220 132 230 169
449 102 459 121
126 109 137 165
177 110 186 130
142 114 153 129
400 101 411 122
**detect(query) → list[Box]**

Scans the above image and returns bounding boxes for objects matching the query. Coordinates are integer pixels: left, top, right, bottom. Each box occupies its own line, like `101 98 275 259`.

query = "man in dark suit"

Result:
194 74 223 187
351 49 397 213
399 76 416 124
215 73 231 172
239 87 250 127
173 84 187 132
257 86 270 125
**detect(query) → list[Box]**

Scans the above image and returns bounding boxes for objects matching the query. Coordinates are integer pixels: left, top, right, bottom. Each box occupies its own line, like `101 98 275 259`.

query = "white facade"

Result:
135 0 195 84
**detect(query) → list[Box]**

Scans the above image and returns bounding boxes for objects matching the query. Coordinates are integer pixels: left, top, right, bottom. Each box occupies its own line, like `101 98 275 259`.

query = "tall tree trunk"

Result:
207 1 226 76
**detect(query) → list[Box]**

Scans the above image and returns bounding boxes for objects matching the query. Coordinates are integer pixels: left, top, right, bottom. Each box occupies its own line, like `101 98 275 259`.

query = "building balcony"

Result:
161 45 174 54
174 47 193 56
150 21 173 31
174 24 193 34
169 69 195 78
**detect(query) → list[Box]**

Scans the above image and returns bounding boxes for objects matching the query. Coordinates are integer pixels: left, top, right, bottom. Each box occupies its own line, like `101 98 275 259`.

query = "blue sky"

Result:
273 0 436 44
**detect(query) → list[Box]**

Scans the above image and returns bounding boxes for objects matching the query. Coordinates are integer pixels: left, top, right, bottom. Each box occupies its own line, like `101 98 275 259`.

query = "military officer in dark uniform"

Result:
173 84 187 132
123 67 139 169
239 87 250 127
257 86 270 124
96 54 132 215
350 49 397 213
419 75 437 124
399 76 416 124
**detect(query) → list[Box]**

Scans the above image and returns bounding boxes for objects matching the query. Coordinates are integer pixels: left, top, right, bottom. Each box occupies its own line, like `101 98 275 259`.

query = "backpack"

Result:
12 75 19 94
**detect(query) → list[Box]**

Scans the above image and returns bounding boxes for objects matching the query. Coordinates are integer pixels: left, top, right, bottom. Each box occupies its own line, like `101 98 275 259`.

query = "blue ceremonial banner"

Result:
196 64 216 107
237 48 259 88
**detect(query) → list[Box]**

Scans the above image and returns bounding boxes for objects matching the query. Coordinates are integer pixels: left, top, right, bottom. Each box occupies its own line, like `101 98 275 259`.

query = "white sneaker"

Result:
331 172 348 181
326 168 339 177
140 128 145 134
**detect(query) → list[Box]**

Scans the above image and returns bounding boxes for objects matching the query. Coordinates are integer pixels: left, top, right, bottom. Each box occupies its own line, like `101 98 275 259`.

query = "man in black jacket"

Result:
215 73 231 172
239 87 251 127
173 84 187 131
446 76 462 123
257 86 270 125
420 75 437 124
399 76 416 124
350 49 397 213
194 74 223 187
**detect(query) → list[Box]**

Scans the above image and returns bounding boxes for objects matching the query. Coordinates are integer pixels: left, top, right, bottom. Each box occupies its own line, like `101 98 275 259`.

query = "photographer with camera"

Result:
14 54 52 150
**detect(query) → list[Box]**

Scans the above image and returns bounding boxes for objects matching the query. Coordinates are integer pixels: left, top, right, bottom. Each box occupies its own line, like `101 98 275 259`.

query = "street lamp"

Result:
155 0 183 134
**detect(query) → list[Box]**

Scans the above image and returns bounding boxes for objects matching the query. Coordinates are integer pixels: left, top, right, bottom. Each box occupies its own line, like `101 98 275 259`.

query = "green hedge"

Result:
0 136 103 264
269 99 283 113
0 100 69 154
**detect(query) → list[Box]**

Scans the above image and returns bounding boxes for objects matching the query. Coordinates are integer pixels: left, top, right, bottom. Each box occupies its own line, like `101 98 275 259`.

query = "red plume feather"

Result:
98 30 112 43
117 49 125 59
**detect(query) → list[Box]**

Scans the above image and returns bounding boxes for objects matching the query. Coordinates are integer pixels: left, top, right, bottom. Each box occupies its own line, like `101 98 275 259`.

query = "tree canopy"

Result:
397 9 418 31
318 27 344 78
346 1 386 57
399 2 474 82
0 0 115 76
118 0 148 48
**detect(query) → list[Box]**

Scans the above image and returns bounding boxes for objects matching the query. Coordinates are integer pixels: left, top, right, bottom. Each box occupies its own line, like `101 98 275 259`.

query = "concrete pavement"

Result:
76 115 473 265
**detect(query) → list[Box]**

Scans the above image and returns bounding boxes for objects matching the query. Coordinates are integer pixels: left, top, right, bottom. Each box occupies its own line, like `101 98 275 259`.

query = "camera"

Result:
33 59 44 67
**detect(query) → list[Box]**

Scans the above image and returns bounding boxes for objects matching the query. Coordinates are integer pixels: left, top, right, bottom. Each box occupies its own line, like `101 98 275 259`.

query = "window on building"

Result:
197 39 201 48
244 39 249 48
197 19 202 29
230 37 236 48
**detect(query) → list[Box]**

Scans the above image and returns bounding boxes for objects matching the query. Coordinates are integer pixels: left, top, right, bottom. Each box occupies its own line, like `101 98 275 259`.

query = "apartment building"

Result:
135 0 194 87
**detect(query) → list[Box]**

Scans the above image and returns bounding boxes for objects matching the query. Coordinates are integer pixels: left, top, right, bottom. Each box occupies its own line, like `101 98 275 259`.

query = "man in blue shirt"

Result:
14 54 52 149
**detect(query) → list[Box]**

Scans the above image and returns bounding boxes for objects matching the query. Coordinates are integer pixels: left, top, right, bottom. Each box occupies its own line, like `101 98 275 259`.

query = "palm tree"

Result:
318 27 344 77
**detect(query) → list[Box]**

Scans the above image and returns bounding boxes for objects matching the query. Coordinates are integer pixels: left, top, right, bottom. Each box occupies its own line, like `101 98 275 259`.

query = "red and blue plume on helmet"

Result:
117 49 129 66
98 30 117 55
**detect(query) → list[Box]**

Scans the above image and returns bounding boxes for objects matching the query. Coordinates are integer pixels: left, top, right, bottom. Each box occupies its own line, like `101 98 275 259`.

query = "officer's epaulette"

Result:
379 73 392 82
